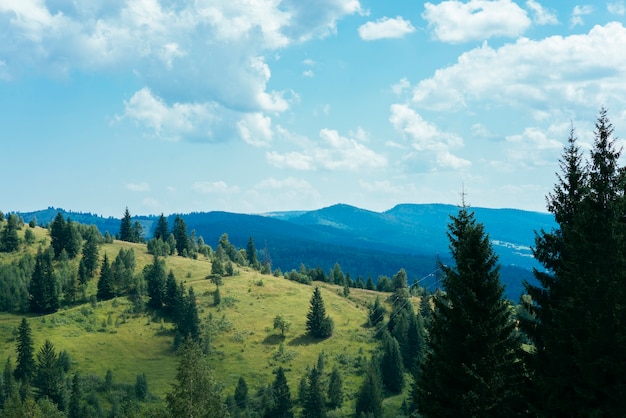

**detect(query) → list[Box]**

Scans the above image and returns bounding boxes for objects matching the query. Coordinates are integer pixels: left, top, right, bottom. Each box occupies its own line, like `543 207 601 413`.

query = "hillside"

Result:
18 203 554 300
0 225 408 416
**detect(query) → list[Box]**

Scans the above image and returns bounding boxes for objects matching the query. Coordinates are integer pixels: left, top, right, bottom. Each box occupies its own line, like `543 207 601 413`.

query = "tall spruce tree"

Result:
81 233 99 279
0 213 19 252
29 247 59 314
173 216 189 256
379 331 404 394
416 204 524 417
327 366 343 410
306 287 333 339
14 318 35 384
301 366 325 418
246 236 258 267
267 366 293 418
34 340 65 409
96 253 114 301
119 208 133 242
144 256 166 309
50 212 67 258
355 360 383 418
154 214 169 241
522 109 626 416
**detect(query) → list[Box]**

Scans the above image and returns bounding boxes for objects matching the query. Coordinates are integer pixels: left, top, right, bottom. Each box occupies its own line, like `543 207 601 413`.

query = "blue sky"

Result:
2 0 626 217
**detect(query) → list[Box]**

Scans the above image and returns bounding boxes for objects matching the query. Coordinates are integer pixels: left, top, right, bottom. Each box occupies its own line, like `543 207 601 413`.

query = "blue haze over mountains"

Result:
19 204 556 301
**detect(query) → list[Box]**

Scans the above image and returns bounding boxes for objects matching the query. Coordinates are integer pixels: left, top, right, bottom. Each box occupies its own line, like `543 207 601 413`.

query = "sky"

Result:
2 0 626 217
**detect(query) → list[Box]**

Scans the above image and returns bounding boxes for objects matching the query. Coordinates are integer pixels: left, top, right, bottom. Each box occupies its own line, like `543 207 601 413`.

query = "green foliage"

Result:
368 296 386 328
0 254 34 312
112 248 135 295
165 339 229 418
14 318 35 383
306 287 333 339
34 339 66 410
0 213 20 253
273 314 291 337
379 331 404 394
144 256 166 309
234 376 248 410
81 232 99 279
96 253 115 301
522 109 626 415
301 366 326 418
153 214 169 241
29 247 59 314
173 216 189 256
327 366 343 410
50 213 81 259
268 366 294 418
355 360 383 418
416 205 524 417
246 236 258 268
135 373 148 401
23 228 35 246
118 207 133 242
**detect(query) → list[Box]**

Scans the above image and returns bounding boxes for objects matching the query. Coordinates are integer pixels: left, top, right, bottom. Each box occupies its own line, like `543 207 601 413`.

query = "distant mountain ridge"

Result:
17 203 556 300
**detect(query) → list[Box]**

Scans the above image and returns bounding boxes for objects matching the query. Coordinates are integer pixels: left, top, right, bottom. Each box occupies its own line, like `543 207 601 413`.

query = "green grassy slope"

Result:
0 225 415 416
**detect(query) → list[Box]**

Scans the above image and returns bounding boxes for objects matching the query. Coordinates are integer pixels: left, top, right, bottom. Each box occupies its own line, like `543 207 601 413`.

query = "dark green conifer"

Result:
302 366 325 418
154 214 169 240
0 213 19 252
327 366 343 410
29 247 58 314
119 207 133 242
96 253 114 301
306 287 333 339
14 318 35 384
234 376 248 410
268 366 293 418
379 331 404 394
355 360 383 418
34 339 66 409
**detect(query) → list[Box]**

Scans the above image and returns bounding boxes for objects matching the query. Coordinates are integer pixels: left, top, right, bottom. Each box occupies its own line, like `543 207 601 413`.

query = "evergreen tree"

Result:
181 287 200 341
268 366 293 418
302 366 325 418
166 339 229 418
50 212 67 258
0 213 19 253
522 109 626 416
379 331 404 394
154 214 169 240
365 276 375 291
14 318 35 384
29 247 59 314
64 219 81 259
68 372 81 418
173 216 189 256
96 253 114 301
355 360 383 418
306 287 333 339
112 248 135 295
368 296 386 327
131 220 144 243
135 373 148 401
119 207 133 242
327 366 343 410
246 236 258 267
144 256 166 309
81 234 99 279
416 204 524 417
331 263 345 285
33 339 66 410
164 270 180 316
234 376 248 410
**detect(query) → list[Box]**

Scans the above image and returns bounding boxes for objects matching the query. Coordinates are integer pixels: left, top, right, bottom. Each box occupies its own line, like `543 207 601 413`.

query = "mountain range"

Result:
17 203 556 301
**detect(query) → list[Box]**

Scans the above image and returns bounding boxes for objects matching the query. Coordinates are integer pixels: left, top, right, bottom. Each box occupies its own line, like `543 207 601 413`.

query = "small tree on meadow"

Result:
306 287 333 339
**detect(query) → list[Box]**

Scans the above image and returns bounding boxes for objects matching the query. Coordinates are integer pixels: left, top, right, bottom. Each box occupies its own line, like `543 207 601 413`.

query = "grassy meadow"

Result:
0 224 417 416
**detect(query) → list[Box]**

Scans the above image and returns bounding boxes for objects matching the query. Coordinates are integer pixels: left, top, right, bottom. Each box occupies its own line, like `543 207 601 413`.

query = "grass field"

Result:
0 224 416 416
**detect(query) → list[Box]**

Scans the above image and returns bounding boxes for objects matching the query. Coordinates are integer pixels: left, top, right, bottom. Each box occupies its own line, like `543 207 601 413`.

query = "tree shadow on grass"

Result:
262 334 285 345
287 334 320 347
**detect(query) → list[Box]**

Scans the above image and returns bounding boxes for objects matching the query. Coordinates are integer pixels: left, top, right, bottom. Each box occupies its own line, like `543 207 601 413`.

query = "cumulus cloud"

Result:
358 16 415 40
237 113 274 147
571 5 594 27
422 0 531 43
192 181 240 194
389 104 469 170
525 0 558 25
608 1 626 15
504 125 564 167
0 0 361 139
266 128 387 171
410 22 626 112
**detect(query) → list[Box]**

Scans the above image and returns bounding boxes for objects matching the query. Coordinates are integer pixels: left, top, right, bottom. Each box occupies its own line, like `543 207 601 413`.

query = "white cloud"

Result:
410 23 626 112
192 181 240 194
389 104 469 171
422 0 531 43
525 0 558 25
303 69 315 77
391 77 411 95
126 182 151 192
237 113 274 147
608 1 626 15
266 128 386 171
570 5 593 27
358 16 415 40
120 87 222 141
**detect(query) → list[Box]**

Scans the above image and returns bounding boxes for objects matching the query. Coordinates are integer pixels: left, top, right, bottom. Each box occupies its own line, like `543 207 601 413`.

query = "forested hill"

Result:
19 203 556 300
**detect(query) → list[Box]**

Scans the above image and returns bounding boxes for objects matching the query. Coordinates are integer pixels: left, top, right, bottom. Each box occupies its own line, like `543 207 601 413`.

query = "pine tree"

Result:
234 376 248 410
355 360 383 418
68 372 81 418
306 287 333 339
379 331 404 394
368 296 386 327
81 233 99 279
327 366 343 410
14 318 35 384
181 287 200 341
144 256 166 309
29 247 59 314
96 253 114 301
173 216 189 256
50 212 67 258
302 366 325 418
166 340 229 418
34 340 65 409
522 109 626 415
64 219 81 259
268 366 293 418
119 207 133 242
416 204 524 417
246 236 258 267
154 214 169 240
0 213 19 252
